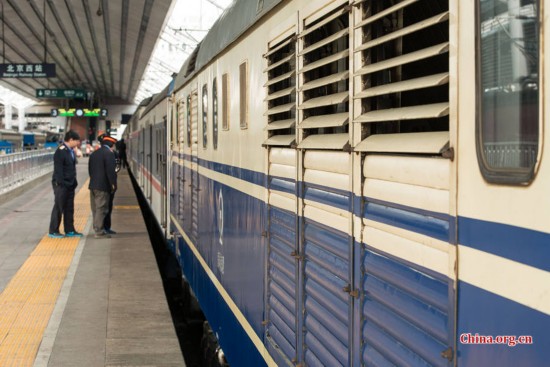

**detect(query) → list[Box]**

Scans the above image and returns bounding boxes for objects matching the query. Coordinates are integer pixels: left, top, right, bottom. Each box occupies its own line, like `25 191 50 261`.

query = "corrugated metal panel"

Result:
362 249 451 367
355 131 449 153
303 219 350 367
190 92 199 242
364 155 450 190
267 148 298 364
364 178 449 214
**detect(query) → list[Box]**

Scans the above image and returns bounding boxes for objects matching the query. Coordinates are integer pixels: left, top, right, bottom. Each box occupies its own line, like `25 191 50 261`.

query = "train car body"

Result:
0 130 23 153
127 0 549 366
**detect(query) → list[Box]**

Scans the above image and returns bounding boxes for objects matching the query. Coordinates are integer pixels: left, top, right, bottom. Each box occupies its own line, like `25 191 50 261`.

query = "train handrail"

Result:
0 149 55 194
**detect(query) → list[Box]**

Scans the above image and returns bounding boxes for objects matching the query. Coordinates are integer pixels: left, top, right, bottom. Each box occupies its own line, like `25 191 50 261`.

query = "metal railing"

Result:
0 149 55 194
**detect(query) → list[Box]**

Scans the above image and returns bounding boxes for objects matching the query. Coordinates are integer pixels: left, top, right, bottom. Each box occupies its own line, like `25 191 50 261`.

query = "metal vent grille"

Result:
354 0 449 152
297 5 350 150
263 34 297 147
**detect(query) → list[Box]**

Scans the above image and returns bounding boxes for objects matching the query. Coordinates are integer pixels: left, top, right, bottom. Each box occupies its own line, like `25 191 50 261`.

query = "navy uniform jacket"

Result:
52 143 77 189
88 145 117 192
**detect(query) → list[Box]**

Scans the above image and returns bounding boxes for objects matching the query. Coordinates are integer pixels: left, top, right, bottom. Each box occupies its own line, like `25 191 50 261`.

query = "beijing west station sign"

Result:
0 63 56 78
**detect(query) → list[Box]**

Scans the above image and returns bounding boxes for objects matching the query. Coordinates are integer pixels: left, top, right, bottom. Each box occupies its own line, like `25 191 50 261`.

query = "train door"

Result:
177 99 186 226
148 124 153 202
189 91 199 242
263 30 299 365
161 116 167 228
353 1 456 366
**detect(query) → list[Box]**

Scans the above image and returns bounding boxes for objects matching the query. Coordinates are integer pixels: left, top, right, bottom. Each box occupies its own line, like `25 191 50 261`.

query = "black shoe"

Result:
104 229 117 234
94 232 111 239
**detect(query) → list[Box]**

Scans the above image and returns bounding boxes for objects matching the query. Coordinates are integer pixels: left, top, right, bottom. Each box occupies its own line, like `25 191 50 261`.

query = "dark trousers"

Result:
90 189 110 234
103 192 114 230
49 184 76 233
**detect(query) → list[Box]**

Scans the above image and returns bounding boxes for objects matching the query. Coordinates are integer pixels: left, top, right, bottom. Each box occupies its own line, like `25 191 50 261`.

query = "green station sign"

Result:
51 108 108 117
36 89 87 99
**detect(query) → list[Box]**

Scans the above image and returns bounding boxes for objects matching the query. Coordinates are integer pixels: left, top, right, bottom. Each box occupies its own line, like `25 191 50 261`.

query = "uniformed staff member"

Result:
48 130 83 238
88 135 117 238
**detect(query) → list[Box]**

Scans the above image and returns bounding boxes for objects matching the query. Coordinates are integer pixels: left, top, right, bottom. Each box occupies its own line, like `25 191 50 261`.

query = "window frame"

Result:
202 84 208 148
475 0 542 185
213 78 219 149
239 61 249 129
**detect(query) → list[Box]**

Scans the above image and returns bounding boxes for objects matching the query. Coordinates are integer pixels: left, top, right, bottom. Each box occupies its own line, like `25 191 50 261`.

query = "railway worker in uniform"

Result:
97 133 118 235
88 135 118 238
48 130 83 239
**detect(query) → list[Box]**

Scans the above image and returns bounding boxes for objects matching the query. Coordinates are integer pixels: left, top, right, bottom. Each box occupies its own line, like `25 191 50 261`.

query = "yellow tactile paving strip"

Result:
0 180 91 367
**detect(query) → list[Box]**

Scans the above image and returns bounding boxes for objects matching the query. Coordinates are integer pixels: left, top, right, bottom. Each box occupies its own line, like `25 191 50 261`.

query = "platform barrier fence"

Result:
0 149 54 194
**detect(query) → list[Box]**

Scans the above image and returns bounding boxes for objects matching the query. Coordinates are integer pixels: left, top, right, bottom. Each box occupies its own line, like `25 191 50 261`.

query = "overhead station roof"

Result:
0 0 176 104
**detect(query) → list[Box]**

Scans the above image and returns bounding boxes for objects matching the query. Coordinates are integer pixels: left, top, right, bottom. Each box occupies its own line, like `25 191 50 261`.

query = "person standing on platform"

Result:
117 138 127 169
48 130 83 238
98 133 118 235
88 135 117 238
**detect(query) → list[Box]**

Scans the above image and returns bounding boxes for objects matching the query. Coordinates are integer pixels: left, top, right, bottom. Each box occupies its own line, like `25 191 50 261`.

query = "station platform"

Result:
0 158 185 367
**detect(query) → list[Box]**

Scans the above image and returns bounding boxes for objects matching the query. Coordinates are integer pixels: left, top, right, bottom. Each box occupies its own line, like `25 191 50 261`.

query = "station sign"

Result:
36 89 86 99
0 63 56 78
51 108 108 117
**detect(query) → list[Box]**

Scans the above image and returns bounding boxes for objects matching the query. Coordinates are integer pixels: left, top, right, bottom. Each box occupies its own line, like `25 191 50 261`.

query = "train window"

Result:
263 32 296 147
178 99 185 145
239 61 248 129
213 78 218 149
222 73 230 130
297 4 350 150
202 84 208 148
476 0 540 184
353 0 450 153
187 95 191 147
172 101 179 147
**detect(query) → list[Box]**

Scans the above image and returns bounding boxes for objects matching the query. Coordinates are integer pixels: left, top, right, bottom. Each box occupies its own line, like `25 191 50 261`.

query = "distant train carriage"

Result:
0 130 23 153
126 0 550 366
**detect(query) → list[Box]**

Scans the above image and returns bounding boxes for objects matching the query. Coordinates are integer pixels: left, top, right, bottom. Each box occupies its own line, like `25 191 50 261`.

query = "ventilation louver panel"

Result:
354 0 450 153
297 4 350 150
264 34 297 147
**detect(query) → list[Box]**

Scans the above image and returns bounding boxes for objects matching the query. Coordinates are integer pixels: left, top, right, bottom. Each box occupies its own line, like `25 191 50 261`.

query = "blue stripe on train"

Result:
457 281 548 367
171 157 549 272
176 235 268 367
458 216 550 272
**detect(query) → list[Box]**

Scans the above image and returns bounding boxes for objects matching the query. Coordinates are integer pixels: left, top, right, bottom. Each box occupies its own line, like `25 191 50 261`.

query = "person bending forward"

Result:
88 136 117 238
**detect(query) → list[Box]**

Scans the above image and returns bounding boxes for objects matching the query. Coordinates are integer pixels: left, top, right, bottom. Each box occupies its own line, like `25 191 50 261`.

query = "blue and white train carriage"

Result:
126 0 549 365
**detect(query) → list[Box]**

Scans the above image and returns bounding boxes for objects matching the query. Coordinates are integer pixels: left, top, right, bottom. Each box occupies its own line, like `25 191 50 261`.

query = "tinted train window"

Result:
477 0 540 184
213 78 218 149
202 84 208 147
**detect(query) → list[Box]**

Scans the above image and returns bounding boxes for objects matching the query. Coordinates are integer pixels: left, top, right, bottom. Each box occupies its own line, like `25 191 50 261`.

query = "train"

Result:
124 0 549 366
0 130 50 153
